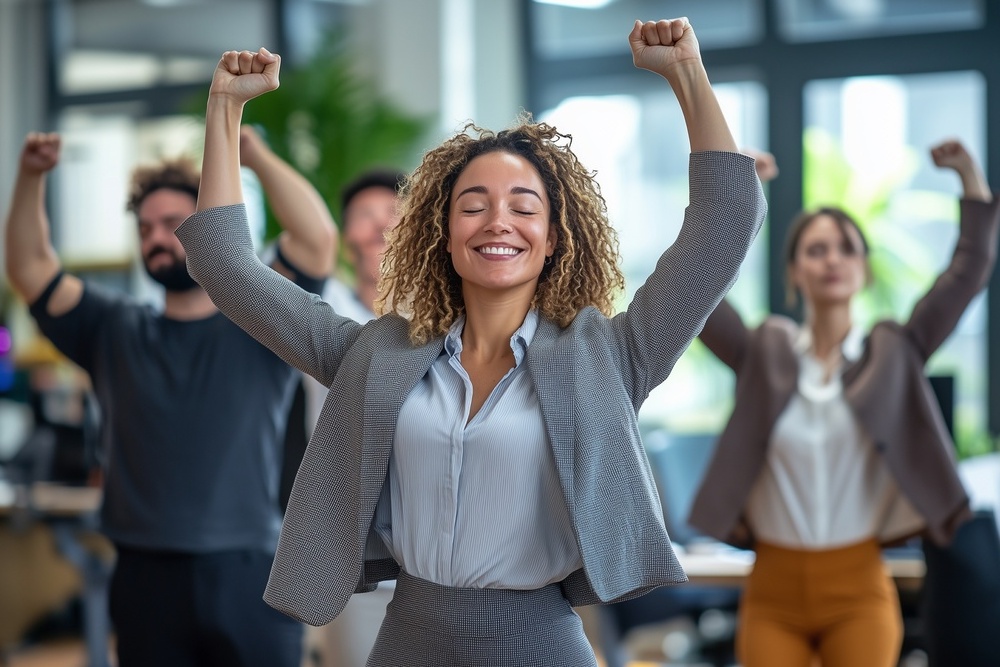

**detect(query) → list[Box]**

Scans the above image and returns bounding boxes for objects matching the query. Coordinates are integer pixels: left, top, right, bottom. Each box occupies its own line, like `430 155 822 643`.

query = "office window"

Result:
775 0 983 43
804 70 988 453
57 0 273 95
540 81 769 432
530 0 764 59
61 51 217 96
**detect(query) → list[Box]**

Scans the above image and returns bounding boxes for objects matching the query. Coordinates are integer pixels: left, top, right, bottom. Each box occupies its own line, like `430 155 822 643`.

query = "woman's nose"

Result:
483 210 513 234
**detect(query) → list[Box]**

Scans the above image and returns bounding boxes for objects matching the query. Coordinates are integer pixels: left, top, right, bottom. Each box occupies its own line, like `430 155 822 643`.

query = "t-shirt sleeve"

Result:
271 242 326 296
28 274 121 373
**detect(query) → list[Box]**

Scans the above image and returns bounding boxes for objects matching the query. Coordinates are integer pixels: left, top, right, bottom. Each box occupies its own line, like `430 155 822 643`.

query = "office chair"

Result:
597 430 741 667
921 509 1000 667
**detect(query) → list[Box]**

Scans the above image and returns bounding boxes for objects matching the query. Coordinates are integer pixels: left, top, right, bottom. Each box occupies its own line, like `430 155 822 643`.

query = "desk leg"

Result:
50 523 113 667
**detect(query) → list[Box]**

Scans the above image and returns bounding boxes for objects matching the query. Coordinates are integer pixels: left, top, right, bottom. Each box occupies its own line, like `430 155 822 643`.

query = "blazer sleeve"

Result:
903 195 1000 362
698 297 751 372
176 203 361 386
611 151 766 405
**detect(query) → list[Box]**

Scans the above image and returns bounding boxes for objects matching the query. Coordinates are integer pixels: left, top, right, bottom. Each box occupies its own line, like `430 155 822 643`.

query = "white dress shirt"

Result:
372 310 583 589
746 325 925 549
302 278 377 434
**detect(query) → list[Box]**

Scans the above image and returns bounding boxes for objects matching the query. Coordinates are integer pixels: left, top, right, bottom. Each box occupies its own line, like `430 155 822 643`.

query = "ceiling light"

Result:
533 0 617 9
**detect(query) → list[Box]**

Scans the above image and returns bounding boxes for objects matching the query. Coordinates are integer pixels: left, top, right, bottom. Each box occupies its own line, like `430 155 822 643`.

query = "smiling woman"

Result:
175 17 766 667
691 140 1000 667
379 118 620 346
446 150 556 300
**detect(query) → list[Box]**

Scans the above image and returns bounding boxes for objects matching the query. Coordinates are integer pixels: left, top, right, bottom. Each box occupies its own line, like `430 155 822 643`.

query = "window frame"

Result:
522 0 1000 437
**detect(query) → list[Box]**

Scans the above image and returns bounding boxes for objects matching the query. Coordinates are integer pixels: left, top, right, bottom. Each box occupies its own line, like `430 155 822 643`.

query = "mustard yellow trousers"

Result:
737 538 902 667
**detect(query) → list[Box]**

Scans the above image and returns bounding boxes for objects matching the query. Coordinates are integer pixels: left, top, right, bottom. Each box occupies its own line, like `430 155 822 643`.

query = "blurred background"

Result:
0 1 998 666
1 0 998 454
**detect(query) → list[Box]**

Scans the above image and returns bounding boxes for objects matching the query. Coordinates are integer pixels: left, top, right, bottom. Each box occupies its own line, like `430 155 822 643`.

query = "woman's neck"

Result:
461 291 533 362
804 302 853 361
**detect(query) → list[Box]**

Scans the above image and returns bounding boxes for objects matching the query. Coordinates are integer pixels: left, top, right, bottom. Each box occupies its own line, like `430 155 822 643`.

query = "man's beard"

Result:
144 253 199 292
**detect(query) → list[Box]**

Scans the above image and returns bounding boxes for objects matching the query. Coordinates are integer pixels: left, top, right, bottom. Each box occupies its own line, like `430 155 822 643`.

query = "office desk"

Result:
0 482 111 667
0 481 101 517
675 546 926 592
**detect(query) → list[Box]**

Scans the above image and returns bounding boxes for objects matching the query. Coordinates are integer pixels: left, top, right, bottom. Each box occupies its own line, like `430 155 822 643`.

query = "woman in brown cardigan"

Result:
689 139 999 667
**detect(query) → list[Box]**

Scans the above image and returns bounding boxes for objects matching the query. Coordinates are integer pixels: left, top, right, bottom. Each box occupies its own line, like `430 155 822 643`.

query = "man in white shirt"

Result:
279 169 404 667
304 169 405 433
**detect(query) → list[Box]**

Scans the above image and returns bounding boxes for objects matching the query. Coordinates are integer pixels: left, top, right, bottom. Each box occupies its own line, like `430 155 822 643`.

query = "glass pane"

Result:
59 0 274 94
803 70 988 455
531 0 763 59
540 81 769 433
776 0 983 42
61 50 217 95
52 107 272 303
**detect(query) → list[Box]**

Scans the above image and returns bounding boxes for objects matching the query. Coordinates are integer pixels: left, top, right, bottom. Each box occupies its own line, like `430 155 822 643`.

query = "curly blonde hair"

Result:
376 115 624 345
126 157 200 214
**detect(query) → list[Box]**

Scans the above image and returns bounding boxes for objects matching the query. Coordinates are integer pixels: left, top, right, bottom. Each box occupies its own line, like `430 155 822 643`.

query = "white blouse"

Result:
745 326 925 549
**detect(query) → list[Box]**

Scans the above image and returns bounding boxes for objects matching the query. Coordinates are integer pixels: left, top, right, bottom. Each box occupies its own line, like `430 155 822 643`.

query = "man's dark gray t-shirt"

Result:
30 268 323 553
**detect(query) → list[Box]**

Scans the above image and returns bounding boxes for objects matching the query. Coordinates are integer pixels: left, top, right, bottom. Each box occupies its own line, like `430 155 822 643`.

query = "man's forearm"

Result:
4 170 61 300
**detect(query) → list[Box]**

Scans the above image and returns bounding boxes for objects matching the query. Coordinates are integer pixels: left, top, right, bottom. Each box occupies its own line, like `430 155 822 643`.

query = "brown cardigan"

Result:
690 196 1000 549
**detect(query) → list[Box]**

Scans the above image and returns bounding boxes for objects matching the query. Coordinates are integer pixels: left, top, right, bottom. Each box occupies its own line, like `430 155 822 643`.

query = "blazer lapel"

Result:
526 318 577 515
360 325 444 518
764 324 800 427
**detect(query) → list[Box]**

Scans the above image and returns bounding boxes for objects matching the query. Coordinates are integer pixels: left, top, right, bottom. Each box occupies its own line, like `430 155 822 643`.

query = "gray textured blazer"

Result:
691 196 1000 549
177 151 766 625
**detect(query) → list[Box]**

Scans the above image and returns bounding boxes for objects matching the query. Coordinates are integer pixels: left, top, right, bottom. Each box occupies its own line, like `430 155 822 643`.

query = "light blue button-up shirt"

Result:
373 310 583 589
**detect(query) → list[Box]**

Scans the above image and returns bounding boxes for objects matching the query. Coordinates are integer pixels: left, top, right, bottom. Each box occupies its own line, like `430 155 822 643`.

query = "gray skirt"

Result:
366 570 598 667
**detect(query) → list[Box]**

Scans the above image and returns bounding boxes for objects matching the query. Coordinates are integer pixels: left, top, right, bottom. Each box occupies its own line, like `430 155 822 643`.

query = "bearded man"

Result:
3 131 335 667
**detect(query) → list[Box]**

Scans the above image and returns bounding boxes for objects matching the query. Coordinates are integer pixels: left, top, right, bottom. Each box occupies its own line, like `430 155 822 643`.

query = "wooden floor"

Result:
3 639 665 667
4 639 110 667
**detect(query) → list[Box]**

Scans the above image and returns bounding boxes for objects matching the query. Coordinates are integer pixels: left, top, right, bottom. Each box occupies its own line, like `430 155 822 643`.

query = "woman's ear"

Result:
546 225 557 255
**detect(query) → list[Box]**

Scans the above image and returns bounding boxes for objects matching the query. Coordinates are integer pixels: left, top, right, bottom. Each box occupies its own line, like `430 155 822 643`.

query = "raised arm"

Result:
239 124 336 277
698 298 751 372
905 139 1000 360
697 148 778 370
614 19 766 402
931 139 991 204
629 18 736 153
3 133 83 314
177 48 355 386
198 48 280 211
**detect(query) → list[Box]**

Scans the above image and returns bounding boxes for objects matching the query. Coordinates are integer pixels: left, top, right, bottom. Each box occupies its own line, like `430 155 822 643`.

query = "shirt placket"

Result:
443 356 470 583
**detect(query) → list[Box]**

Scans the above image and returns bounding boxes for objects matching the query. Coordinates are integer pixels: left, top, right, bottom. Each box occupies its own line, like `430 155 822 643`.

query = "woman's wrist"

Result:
664 61 714 114
662 59 709 89
206 93 246 118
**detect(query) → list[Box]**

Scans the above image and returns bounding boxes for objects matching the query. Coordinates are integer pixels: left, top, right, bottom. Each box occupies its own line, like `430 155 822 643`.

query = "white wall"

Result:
347 0 525 145
0 0 48 283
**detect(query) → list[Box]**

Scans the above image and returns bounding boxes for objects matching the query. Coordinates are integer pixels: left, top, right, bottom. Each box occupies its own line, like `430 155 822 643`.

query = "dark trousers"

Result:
109 546 303 667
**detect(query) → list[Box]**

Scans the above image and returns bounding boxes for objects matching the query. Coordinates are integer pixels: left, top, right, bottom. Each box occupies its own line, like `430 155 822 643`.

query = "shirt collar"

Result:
443 309 539 366
793 323 866 363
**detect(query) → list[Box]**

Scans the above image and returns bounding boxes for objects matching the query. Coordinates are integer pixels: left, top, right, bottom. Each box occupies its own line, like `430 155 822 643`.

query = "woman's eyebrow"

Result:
454 185 542 201
511 186 542 201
